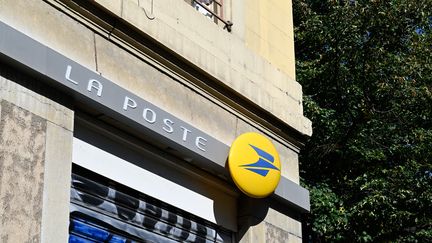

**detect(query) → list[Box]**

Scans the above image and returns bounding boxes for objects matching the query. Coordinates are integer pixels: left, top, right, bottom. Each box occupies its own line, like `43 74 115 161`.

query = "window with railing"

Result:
185 0 232 32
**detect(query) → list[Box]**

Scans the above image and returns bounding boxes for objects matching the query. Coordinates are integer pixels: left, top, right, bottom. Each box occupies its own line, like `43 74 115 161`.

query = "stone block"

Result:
268 44 292 77
214 57 231 86
244 30 266 62
250 53 265 80
158 23 181 53
265 83 284 100
239 223 266 243
40 122 73 243
0 0 96 71
230 79 263 110
152 0 176 19
265 222 302 243
214 28 231 59
273 142 299 183
282 77 301 100
270 0 293 13
276 107 312 137
268 26 291 55
302 116 313 136
122 0 156 35
231 0 246 40
243 48 260 80
187 91 237 146
286 39 297 78
278 92 303 116
192 18 218 47
228 67 242 88
256 87 274 112
265 63 302 102
265 222 290 243
272 99 304 134
182 28 223 73
288 236 303 243
229 35 248 70
268 0 294 39
266 67 285 91
182 33 201 66
265 209 302 238
244 8 262 36
245 0 260 17
0 100 46 243
243 0 297 80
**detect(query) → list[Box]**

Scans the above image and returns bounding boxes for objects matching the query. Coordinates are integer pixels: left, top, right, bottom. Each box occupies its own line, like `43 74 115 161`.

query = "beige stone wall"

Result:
0 69 73 242
0 100 46 242
238 222 301 243
90 0 311 137
244 0 296 79
237 199 302 243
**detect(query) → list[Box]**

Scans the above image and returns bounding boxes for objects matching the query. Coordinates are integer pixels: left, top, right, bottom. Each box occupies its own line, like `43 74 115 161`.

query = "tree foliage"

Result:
293 0 432 241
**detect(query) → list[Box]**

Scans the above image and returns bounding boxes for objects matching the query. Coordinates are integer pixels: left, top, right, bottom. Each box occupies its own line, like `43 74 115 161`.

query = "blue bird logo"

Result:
240 144 280 177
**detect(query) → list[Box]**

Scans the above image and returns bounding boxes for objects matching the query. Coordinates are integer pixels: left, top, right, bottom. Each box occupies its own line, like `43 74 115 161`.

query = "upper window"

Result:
193 0 214 19
186 0 232 32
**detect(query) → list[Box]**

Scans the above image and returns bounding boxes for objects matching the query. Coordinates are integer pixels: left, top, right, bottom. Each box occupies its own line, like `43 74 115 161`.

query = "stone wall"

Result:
0 100 46 242
0 68 73 242
244 0 296 79
0 0 310 137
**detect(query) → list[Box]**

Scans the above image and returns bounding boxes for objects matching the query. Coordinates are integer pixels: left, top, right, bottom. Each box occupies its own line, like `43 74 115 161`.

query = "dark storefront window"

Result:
69 166 232 243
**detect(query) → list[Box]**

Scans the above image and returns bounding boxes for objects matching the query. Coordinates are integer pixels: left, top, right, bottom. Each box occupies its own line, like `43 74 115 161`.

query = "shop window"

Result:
70 119 237 242
69 166 233 242
185 0 232 32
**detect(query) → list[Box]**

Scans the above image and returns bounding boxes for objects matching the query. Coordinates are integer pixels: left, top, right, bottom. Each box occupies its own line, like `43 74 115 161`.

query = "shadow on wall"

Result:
236 196 270 239
235 192 303 240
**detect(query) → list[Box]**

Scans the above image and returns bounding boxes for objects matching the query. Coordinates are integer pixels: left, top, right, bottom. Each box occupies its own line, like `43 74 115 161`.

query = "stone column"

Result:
0 68 74 243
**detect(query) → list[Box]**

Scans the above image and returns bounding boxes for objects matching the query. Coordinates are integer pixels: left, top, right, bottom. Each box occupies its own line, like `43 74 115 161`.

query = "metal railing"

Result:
190 0 233 32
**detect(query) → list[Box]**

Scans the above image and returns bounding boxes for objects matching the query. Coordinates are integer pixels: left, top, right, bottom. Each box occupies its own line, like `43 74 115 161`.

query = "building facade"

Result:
0 0 312 242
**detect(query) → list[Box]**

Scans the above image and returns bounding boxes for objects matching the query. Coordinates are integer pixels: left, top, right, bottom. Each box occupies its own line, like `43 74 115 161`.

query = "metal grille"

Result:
69 170 232 242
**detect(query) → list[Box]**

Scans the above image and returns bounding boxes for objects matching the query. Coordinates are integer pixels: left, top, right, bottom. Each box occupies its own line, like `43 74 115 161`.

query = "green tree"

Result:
293 0 432 241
